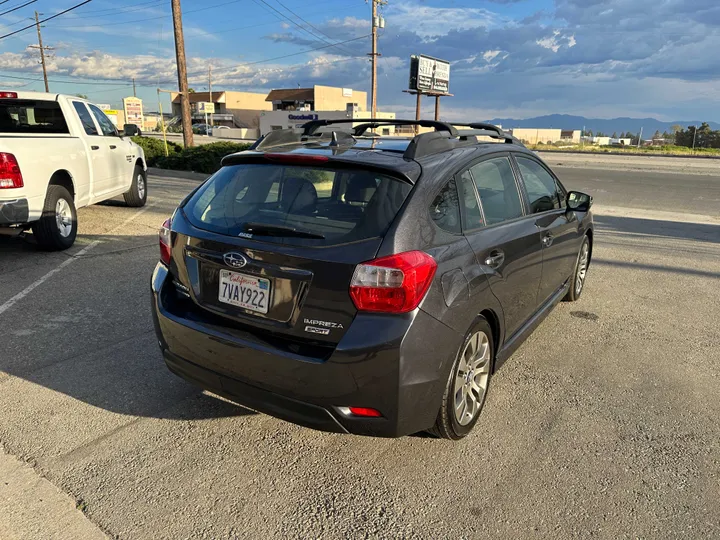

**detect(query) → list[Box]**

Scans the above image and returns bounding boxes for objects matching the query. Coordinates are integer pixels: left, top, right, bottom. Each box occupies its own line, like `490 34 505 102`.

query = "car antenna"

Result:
330 131 339 146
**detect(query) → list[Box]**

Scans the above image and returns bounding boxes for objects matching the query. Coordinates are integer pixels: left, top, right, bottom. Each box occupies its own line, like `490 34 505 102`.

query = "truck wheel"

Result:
32 185 77 251
123 165 147 207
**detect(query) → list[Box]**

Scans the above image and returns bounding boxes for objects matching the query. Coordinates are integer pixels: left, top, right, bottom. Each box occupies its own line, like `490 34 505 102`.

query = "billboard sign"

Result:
409 55 450 94
122 97 144 127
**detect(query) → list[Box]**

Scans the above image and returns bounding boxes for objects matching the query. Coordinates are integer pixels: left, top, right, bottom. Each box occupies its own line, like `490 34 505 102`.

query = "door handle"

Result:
110 145 117 149
91 145 100 150
484 250 505 269
542 234 554 247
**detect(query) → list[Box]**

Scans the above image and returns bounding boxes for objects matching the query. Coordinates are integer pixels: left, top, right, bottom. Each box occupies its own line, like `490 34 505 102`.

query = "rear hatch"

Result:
167 155 414 352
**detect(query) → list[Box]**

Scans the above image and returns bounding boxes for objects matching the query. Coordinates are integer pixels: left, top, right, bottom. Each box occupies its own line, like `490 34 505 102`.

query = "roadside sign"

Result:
409 55 451 94
122 97 144 128
198 102 215 114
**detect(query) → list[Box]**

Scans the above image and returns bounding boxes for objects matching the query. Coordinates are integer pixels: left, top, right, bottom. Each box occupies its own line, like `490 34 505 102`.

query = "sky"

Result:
1 0 719 122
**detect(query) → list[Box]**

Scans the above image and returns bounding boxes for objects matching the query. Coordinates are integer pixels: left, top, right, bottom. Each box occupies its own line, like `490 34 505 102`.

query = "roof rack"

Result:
451 122 520 145
250 128 356 151
301 118 459 137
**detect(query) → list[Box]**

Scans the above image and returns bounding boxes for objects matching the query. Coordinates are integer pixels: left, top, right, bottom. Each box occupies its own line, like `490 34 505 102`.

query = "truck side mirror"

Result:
123 124 140 137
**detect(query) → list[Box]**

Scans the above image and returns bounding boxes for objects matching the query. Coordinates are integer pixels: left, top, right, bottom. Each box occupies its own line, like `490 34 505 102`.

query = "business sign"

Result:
288 113 318 121
122 97 144 127
342 88 353 97
198 102 215 114
97 104 111 111
408 55 450 94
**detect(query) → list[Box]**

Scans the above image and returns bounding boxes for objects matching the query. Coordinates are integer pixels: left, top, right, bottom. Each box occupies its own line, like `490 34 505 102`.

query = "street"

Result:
1 162 719 539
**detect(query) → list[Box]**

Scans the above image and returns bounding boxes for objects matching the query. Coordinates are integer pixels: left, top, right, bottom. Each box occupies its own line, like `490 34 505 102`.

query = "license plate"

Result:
218 270 270 314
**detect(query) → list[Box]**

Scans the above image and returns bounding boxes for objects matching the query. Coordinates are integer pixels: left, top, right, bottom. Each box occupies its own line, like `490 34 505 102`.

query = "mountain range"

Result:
485 114 720 135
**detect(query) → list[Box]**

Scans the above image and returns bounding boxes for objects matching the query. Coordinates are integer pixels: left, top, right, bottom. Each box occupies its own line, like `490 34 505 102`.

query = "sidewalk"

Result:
0 447 106 540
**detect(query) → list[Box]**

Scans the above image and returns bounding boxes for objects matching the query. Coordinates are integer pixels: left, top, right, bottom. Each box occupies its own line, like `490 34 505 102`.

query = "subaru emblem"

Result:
223 252 247 269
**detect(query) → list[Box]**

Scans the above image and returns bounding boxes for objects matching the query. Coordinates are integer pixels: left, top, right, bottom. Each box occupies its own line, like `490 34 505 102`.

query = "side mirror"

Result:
123 124 140 137
567 191 593 212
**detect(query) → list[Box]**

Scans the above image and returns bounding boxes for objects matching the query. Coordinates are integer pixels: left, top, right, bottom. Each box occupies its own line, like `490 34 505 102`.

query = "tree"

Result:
188 88 196 93
670 124 683 135
652 130 662 140
586 129 593 137
75 94 88 99
612 132 618 138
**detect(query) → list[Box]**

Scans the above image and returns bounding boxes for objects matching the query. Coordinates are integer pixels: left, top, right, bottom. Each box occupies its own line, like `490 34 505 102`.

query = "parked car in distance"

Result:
192 123 212 135
151 119 594 440
0 91 147 250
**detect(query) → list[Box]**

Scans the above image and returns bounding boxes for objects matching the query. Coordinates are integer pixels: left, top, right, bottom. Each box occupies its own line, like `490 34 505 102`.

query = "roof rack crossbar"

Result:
451 123 519 144
301 118 458 137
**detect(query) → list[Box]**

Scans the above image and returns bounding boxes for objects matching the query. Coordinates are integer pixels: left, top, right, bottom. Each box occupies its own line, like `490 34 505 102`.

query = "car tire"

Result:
123 165 147 207
428 317 494 440
564 235 591 302
32 185 77 251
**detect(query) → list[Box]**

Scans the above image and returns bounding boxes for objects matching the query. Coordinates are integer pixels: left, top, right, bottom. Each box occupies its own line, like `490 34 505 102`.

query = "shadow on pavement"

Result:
595 214 720 244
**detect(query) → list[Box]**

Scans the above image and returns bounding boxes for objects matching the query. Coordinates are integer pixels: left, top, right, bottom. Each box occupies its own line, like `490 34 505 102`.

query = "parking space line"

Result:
0 204 156 316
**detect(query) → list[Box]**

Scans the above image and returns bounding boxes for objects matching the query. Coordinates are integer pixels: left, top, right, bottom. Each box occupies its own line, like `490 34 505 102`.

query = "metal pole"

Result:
434 95 440 121
637 126 643 149
132 77 136 97
171 0 194 148
208 65 213 129
157 89 169 157
35 11 49 93
692 127 697 152
415 92 422 134
370 0 377 118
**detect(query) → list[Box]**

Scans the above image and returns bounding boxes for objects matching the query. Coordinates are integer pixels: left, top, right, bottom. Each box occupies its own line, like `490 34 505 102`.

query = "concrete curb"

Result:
536 149 720 160
147 167 209 182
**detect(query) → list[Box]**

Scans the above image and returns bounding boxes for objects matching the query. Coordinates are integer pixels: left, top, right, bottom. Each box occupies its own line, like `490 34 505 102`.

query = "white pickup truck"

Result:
0 91 147 250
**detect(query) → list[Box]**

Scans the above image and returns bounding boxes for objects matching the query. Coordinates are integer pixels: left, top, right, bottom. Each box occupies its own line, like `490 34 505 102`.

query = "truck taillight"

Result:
0 152 23 189
0 92 18 99
350 251 437 313
159 218 172 265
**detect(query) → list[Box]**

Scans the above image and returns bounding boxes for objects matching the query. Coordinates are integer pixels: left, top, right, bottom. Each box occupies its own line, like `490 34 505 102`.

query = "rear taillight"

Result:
159 218 172 265
350 250 437 313
0 153 23 189
0 92 18 99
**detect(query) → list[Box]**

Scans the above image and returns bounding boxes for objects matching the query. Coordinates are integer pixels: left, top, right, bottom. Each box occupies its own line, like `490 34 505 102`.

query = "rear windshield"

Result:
0 99 69 134
183 163 412 246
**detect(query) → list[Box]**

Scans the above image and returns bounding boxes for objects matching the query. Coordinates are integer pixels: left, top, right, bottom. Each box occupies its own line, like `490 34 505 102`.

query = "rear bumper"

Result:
151 263 462 437
0 198 29 225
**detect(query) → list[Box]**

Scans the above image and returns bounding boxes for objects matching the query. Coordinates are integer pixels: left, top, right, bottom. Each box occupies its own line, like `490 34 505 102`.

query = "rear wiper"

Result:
242 222 325 239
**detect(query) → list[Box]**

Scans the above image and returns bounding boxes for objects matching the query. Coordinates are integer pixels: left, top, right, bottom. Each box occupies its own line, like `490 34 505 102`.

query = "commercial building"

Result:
259 109 396 137
266 85 367 112
170 90 272 133
508 128 582 145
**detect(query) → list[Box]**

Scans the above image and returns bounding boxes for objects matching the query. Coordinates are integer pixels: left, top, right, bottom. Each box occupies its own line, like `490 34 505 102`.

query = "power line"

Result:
0 73 133 86
271 0 357 56
0 0 94 40
52 0 243 28
0 0 37 17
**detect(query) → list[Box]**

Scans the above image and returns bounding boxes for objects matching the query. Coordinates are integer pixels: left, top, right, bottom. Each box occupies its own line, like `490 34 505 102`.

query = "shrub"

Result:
155 141 251 174
131 136 182 166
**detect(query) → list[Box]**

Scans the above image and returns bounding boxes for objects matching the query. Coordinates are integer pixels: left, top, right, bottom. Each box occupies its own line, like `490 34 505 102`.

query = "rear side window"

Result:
184 163 412 246
0 99 68 134
430 179 461 233
72 102 99 136
470 157 524 225
458 171 484 230
516 157 562 213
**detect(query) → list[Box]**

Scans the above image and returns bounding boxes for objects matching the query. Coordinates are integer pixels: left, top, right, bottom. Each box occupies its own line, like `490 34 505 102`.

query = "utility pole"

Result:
33 11 49 92
208 65 213 128
171 0 194 147
637 126 643 149
132 77 136 97
369 0 386 118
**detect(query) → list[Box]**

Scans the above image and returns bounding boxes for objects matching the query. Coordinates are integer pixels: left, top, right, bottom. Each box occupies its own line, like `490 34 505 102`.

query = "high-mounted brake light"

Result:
350 251 437 313
0 153 23 189
0 92 18 99
263 153 329 165
159 218 172 265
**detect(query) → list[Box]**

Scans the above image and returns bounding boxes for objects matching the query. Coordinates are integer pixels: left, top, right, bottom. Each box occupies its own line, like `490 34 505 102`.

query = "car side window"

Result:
88 104 118 137
469 157 524 225
429 179 461 234
72 102 99 136
458 170 484 230
516 157 562 213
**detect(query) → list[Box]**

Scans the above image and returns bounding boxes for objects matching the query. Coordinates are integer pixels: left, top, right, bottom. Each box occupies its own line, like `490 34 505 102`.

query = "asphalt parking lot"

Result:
1 162 719 539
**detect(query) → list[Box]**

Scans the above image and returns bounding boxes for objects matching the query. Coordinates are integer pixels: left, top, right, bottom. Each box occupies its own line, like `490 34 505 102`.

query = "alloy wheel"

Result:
453 331 492 426
55 198 73 238
576 241 589 295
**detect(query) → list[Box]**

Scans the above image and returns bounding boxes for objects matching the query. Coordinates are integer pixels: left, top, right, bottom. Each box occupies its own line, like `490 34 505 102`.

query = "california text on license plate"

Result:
218 270 270 314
